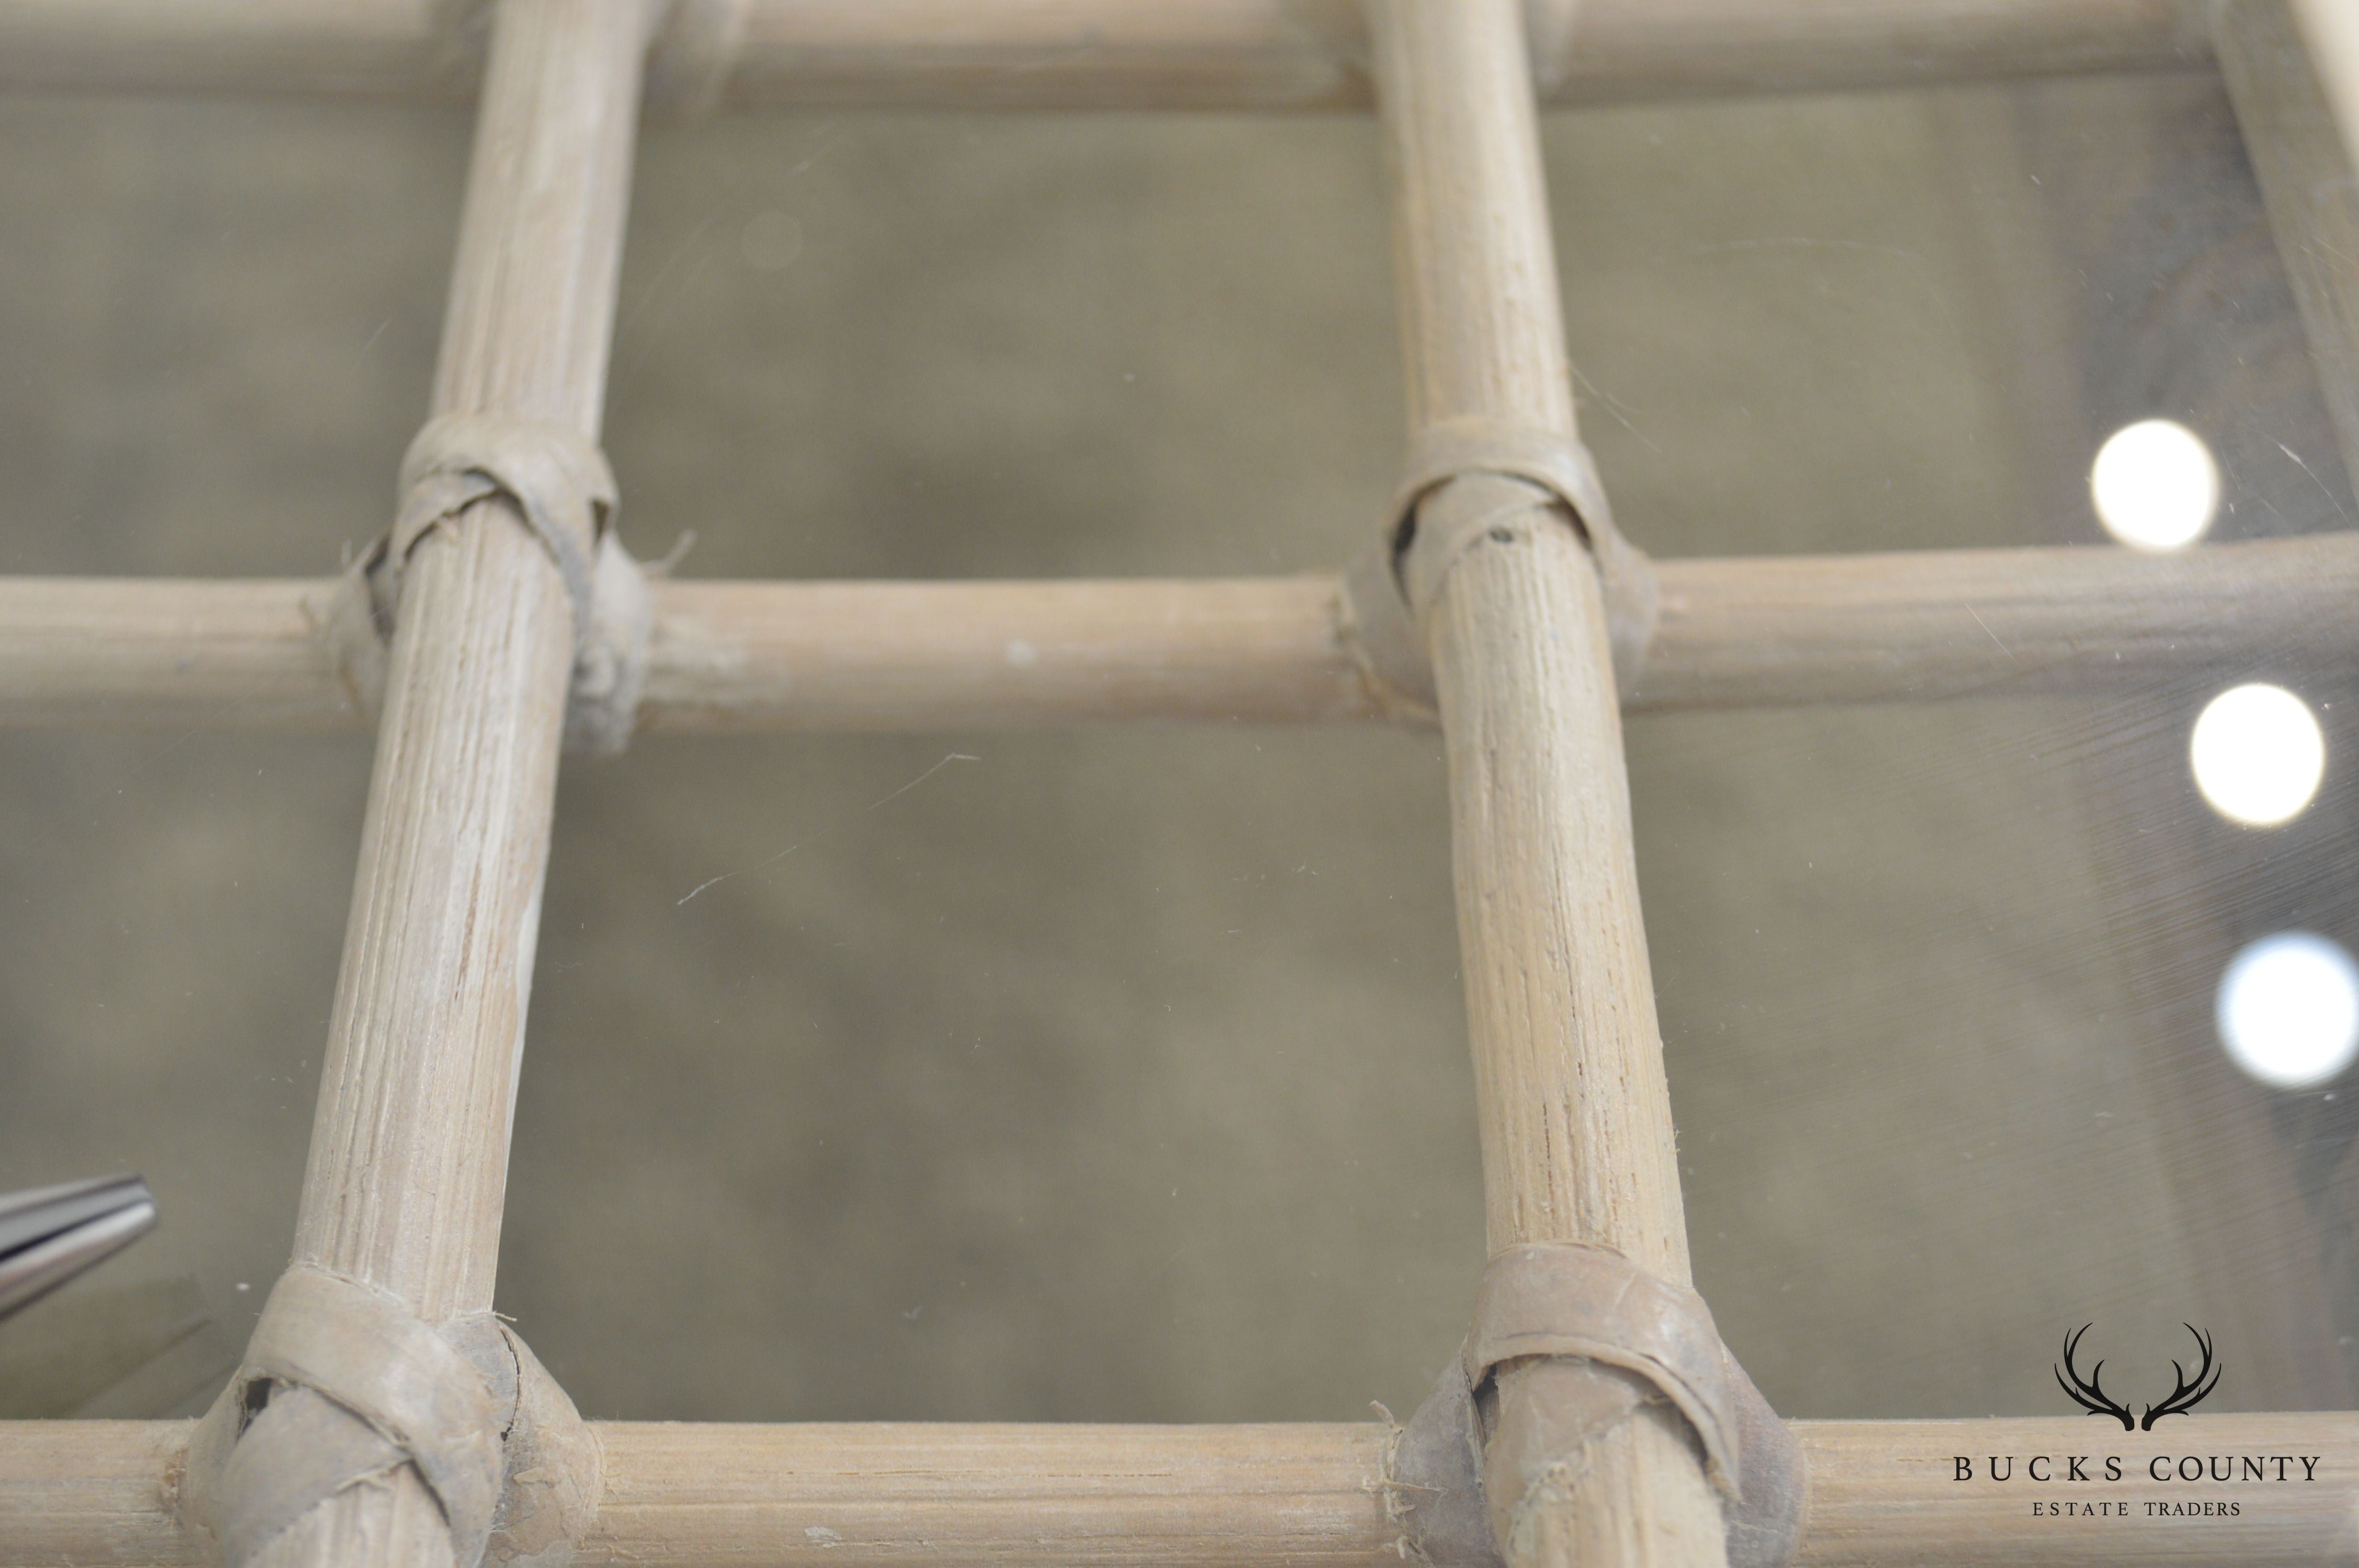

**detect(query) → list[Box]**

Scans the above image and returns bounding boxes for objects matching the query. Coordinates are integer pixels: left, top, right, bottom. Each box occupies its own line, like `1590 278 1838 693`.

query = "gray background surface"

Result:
2 67 2355 1424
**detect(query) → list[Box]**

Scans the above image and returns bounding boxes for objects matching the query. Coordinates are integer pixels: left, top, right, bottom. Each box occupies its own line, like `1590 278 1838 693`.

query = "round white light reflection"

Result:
2091 419 2219 551
2217 932 2359 1089
2190 683 2324 826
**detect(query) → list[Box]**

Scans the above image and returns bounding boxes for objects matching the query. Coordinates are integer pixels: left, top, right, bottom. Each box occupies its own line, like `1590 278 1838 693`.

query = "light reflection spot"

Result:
2217 932 2359 1089
2091 419 2218 551
2190 683 2324 827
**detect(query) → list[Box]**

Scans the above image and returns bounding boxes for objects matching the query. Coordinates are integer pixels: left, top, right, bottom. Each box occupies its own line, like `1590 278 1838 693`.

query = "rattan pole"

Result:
12 1417 2359 1566
1363 1 1723 1564
623 537 2359 720
2218 1 2359 489
0 0 2207 109
231 3 648 1564
2290 0 2359 180
1 535 2354 732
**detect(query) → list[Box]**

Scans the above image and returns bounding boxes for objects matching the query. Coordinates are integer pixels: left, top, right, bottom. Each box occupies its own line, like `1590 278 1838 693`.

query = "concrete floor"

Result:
1 67 2353 1426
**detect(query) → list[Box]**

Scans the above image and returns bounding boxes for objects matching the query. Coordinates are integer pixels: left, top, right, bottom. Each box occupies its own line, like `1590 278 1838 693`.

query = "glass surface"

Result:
0 70 2351 1426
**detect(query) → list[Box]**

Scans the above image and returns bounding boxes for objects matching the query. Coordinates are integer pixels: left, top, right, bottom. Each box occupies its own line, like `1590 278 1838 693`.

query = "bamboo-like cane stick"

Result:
7 1416 2358 1567
2219 1 2359 491
0 0 2211 110
1628 535 2358 708
1364 2 1721 1565
2290 0 2359 182
638 576 1370 729
230 3 648 1564
0 534 2347 734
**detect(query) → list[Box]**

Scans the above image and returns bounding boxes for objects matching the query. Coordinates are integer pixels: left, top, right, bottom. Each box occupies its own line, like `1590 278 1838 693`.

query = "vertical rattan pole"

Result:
2218 0 2359 490
2291 0 2359 178
240 3 648 1563
1364 3 1726 1566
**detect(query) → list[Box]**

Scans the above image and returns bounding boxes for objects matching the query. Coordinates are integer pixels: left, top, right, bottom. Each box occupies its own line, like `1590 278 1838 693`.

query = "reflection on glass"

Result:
2190 683 2325 826
2217 932 2359 1089
2090 418 2218 551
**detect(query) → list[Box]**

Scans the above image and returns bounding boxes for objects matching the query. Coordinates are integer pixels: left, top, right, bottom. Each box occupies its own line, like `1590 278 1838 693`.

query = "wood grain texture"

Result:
292 0 643 1315
582 1423 1399 1567
10 1417 2359 1566
1365 1 1721 1565
1631 533 2359 707
0 535 2350 732
228 3 649 1565
639 576 1373 729
0 0 2211 109
0 577 365 729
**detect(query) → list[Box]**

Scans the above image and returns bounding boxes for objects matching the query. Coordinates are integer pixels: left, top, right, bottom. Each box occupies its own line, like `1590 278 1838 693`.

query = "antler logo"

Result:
2055 1323 2220 1431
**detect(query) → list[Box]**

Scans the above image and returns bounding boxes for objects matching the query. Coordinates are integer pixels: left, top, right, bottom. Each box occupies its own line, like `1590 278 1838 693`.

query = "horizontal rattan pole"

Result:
0 535 2349 735
637 577 1374 729
0 0 2209 111
1629 532 2359 708
0 575 1370 731
3 1415 2355 1565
